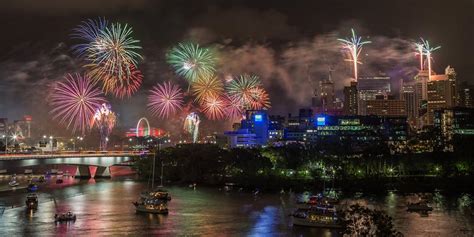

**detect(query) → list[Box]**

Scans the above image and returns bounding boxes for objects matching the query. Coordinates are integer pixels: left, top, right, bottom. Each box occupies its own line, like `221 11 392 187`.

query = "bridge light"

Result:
49 136 53 140
43 135 47 139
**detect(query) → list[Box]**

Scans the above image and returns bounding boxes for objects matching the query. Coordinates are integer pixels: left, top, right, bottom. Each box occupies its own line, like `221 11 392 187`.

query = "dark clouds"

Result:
0 0 472 136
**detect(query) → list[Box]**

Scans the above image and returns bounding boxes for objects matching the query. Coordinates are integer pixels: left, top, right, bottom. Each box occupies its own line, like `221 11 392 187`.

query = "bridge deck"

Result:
0 152 143 161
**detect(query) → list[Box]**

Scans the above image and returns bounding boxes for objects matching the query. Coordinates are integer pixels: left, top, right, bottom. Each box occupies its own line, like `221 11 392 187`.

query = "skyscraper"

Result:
401 82 419 129
344 81 358 115
458 81 474 108
357 74 391 115
319 79 335 112
425 66 457 125
366 95 407 117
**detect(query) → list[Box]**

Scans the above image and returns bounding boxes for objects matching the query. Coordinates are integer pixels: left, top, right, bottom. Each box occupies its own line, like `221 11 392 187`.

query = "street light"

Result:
49 136 53 154
2 135 6 154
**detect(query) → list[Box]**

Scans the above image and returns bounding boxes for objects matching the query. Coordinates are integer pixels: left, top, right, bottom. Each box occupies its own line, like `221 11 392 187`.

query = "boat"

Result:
133 198 169 214
419 211 429 217
133 152 170 214
25 193 38 210
296 195 320 209
9 179 19 187
27 183 38 192
296 193 339 209
140 189 172 201
292 205 342 228
407 202 433 212
54 212 76 222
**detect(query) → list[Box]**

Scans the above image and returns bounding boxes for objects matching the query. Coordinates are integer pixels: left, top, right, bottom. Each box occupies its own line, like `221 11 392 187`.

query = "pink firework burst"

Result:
201 95 227 120
224 94 244 120
50 73 107 135
148 81 184 118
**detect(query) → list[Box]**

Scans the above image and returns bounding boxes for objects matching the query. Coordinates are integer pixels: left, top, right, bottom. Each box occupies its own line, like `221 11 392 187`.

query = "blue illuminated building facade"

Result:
224 109 408 150
241 110 269 145
284 113 408 151
225 110 269 148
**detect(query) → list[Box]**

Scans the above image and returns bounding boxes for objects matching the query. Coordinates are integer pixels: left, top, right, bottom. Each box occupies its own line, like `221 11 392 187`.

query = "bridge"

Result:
0 152 143 178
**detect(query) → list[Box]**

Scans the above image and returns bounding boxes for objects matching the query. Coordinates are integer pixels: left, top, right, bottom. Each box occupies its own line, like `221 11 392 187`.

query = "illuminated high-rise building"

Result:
319 78 335 112
425 66 457 125
366 95 407 117
458 81 474 108
344 81 358 115
401 82 419 129
357 74 391 115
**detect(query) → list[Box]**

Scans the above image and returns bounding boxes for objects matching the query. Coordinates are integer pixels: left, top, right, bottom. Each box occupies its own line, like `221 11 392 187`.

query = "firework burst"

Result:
85 22 142 88
420 38 441 80
191 75 224 104
226 74 262 109
248 87 271 110
338 29 371 81
166 42 217 83
184 112 200 143
201 96 227 120
224 95 244 120
414 42 425 71
91 103 117 150
148 81 184 118
71 18 108 58
50 73 107 135
99 64 143 98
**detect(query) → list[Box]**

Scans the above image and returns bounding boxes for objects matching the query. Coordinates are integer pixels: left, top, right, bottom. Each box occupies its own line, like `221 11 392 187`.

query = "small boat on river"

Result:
407 202 433 212
9 179 19 187
133 198 169 214
25 193 38 210
54 212 76 223
292 204 342 228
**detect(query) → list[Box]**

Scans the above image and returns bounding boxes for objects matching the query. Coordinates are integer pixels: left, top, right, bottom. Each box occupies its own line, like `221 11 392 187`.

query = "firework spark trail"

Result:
201 95 227 120
338 29 371 81
50 73 107 135
184 112 200 143
420 38 441 80
167 42 217 84
191 75 224 104
91 103 116 150
414 42 425 71
148 81 184 119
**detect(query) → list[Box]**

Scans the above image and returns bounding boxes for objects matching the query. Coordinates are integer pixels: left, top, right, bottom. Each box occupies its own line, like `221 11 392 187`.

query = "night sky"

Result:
0 0 472 136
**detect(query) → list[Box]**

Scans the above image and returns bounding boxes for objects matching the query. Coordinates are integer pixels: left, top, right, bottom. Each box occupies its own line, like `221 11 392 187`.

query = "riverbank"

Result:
133 144 474 194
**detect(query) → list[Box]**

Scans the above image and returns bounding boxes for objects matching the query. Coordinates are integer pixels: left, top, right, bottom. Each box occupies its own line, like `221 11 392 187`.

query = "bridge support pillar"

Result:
94 166 111 178
74 165 91 179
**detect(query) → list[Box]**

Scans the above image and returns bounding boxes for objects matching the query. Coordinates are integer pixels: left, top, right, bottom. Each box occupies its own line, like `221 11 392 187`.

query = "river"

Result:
0 175 473 236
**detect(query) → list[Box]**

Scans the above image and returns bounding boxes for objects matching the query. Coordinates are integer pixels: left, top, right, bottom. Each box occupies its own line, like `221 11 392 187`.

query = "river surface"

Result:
0 175 473 236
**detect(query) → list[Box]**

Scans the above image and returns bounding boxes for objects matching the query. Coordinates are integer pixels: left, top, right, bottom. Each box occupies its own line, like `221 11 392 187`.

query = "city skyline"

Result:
0 0 472 133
